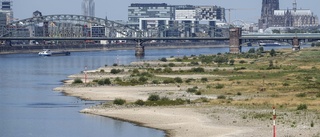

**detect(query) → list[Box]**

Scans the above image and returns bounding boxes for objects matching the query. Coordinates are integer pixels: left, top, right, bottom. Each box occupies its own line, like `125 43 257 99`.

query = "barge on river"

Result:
38 49 71 56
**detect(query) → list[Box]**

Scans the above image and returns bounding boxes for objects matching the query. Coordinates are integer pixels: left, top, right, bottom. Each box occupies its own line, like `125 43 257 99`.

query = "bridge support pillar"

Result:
292 37 300 51
135 39 145 56
229 27 242 54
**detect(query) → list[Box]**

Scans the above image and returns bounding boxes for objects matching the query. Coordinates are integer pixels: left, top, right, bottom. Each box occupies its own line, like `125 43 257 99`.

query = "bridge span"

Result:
0 14 320 56
1 31 320 56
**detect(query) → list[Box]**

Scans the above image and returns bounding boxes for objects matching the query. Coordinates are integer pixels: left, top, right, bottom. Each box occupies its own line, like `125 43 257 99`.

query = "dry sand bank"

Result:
81 106 247 137
54 58 320 137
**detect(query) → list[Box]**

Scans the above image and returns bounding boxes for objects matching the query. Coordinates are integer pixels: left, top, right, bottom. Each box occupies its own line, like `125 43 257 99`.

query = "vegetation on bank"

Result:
72 47 320 112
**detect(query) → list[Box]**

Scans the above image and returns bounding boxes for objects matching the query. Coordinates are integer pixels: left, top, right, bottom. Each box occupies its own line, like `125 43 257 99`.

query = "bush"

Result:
163 79 175 84
104 78 111 85
229 59 235 65
174 77 183 83
160 96 170 101
201 77 208 83
215 84 225 89
148 94 160 101
135 99 145 106
316 92 320 98
152 80 160 84
283 82 290 86
239 60 247 64
113 98 126 105
217 95 226 99
187 86 198 93
191 67 205 73
73 78 83 84
129 79 140 86
185 78 195 83
168 63 175 67
195 91 202 95
110 69 121 74
296 93 307 98
132 68 139 74
138 76 148 83
160 57 167 62
297 104 308 110
248 48 255 53
98 79 105 85
163 67 173 73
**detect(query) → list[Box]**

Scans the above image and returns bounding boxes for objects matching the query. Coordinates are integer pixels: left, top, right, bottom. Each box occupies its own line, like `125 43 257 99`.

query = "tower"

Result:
82 0 95 17
258 0 279 30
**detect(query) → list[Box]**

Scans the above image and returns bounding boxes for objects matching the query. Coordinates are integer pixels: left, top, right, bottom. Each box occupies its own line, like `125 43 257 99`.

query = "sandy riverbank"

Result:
80 106 247 137
55 57 320 137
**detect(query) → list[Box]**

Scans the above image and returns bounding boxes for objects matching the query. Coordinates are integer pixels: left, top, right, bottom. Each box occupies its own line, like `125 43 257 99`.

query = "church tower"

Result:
258 0 279 30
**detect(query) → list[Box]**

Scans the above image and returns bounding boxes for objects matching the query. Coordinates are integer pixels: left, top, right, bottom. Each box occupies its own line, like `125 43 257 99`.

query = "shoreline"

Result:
80 106 247 137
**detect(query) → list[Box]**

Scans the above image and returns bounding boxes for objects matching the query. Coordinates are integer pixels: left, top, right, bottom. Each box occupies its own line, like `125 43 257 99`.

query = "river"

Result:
0 45 299 137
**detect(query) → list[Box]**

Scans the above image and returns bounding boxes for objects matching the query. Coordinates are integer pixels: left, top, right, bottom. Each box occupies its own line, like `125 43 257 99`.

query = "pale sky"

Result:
13 0 319 23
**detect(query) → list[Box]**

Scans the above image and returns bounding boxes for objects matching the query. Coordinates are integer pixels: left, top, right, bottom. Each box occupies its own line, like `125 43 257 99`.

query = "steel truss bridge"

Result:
1 14 320 55
0 14 227 38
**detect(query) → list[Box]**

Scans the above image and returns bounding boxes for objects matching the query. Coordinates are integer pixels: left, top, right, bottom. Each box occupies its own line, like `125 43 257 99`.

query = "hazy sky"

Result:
13 0 319 23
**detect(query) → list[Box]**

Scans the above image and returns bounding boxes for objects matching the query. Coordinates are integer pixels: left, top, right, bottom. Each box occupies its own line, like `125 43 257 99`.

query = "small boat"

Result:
38 49 70 56
259 42 281 47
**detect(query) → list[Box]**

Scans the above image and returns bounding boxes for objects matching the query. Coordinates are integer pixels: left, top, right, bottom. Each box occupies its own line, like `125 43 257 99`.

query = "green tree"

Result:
248 48 255 53
200 56 213 64
269 60 274 68
270 49 276 57
229 59 235 65
257 47 264 53
214 56 229 64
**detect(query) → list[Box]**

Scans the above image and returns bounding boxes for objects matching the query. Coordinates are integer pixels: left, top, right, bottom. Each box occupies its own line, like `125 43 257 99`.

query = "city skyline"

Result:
12 0 320 23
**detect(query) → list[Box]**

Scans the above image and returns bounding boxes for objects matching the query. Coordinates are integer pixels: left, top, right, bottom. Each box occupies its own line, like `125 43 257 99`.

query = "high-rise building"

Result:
128 3 175 26
128 3 226 37
82 0 95 17
0 0 13 25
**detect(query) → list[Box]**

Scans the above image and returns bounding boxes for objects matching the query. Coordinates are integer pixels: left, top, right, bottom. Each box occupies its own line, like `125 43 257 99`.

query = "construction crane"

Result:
225 8 255 24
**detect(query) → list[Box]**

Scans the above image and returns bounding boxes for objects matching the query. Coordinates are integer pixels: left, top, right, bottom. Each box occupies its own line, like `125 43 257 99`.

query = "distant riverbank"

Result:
0 41 228 55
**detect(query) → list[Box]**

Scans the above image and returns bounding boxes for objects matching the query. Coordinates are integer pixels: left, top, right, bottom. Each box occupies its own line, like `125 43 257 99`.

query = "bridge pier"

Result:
135 39 145 56
229 27 242 54
292 37 300 51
